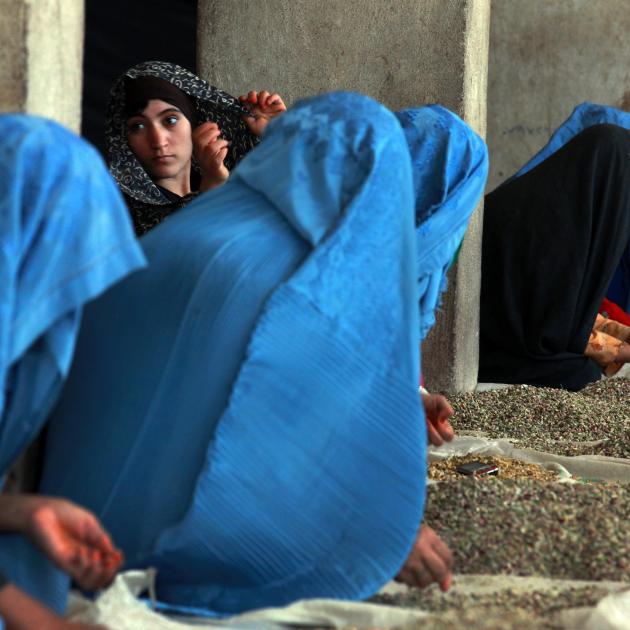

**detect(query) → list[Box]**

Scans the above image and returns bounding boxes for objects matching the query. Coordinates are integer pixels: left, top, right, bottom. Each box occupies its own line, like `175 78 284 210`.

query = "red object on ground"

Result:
600 298 630 327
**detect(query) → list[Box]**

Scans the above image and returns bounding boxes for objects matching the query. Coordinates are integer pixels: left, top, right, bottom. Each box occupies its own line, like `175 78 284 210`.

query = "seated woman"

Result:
36 93 488 615
106 60 286 235
479 103 630 390
0 115 144 626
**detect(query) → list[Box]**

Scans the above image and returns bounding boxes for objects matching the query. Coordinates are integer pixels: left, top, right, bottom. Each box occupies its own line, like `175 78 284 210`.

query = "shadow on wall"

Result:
82 0 197 155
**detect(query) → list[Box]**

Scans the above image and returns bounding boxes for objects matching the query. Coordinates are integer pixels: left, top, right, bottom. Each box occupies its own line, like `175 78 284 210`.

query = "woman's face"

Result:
126 98 193 189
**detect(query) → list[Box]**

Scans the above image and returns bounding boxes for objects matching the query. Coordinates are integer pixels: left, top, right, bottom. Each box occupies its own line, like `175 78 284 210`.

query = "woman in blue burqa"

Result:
30 93 487 616
0 115 145 627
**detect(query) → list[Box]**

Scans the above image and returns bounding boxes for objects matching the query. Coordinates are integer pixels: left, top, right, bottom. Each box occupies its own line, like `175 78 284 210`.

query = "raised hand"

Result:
193 121 230 191
239 90 287 136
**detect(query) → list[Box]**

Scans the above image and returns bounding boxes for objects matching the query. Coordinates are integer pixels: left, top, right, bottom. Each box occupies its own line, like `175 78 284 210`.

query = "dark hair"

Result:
124 76 197 126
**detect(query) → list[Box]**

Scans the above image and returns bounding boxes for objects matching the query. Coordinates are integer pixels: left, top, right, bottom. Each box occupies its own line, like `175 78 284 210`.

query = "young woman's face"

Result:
126 99 193 187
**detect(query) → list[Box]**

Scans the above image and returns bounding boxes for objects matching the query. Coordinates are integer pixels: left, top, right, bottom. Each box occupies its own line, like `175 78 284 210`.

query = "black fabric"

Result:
156 184 185 203
479 124 630 391
123 191 200 235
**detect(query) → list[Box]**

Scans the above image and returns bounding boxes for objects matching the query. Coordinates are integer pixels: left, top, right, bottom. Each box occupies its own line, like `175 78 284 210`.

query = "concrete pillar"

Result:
0 0 84 132
487 0 630 191
198 0 491 392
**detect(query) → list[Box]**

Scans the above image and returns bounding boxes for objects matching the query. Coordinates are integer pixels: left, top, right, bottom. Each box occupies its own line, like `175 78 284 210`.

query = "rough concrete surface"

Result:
487 0 630 190
0 1 28 114
198 0 491 392
199 0 483 116
0 0 83 132
422 0 491 393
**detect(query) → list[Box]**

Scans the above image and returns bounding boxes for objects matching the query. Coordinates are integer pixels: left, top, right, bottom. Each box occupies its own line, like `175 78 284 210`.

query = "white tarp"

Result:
66 571 630 630
66 571 430 629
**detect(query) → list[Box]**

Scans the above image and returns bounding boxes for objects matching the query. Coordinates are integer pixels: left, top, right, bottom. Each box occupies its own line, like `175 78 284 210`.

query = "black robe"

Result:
479 123 630 390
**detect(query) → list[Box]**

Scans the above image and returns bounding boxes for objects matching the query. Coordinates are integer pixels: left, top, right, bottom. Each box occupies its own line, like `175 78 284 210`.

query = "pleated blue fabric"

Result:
0 114 145 612
40 93 486 615
508 103 630 312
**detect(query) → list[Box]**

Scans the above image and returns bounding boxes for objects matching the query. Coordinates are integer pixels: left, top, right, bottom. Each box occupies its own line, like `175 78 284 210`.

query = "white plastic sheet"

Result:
67 571 630 629
66 571 429 629
584 588 630 629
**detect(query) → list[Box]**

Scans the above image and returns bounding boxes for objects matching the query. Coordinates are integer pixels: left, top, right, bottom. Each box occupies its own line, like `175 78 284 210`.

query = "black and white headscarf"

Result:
105 61 258 230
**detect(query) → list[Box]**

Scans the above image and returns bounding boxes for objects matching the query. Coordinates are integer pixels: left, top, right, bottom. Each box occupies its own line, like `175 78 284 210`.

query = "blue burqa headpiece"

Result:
0 114 145 607
396 105 489 341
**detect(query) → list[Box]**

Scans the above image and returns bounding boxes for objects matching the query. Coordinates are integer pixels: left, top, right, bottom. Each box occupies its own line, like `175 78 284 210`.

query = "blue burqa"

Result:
0 115 145 610
39 93 487 614
512 102 630 312
396 106 489 341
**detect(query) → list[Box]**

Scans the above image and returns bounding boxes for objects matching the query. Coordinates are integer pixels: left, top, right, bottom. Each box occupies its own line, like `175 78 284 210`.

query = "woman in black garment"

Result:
479 122 630 390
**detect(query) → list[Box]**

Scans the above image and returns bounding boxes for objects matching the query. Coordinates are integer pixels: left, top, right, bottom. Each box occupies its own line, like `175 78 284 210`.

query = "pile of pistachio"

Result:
447 379 630 457
422 478 630 581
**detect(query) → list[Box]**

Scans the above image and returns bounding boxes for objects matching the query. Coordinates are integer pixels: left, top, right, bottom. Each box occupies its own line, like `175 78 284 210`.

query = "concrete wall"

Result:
199 0 486 116
198 0 491 392
487 0 630 191
0 0 84 132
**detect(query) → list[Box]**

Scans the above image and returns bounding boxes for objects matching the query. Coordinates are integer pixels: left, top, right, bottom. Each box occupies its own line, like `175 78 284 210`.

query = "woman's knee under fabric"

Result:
0 536 68 614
